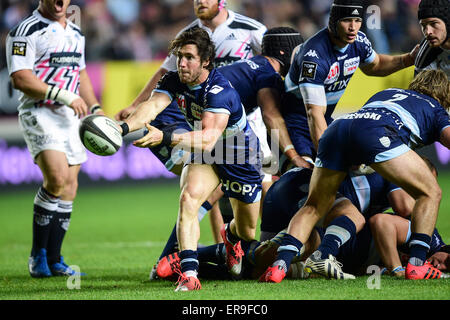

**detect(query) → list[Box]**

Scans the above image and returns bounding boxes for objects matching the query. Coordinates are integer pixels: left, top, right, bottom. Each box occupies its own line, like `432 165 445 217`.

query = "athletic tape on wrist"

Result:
90 104 102 114
45 85 80 106
120 122 129 136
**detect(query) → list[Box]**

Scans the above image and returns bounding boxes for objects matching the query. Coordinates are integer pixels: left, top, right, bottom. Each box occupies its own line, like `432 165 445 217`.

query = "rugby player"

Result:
415 0 450 78
261 69 450 282
118 28 263 291
6 0 103 277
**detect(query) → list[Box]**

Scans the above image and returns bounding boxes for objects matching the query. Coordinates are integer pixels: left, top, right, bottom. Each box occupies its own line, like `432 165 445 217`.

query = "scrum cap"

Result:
328 0 364 36
418 0 450 40
261 27 304 76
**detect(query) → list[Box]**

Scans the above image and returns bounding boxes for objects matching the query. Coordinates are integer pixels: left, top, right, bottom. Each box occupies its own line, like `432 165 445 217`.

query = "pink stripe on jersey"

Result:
234 35 251 59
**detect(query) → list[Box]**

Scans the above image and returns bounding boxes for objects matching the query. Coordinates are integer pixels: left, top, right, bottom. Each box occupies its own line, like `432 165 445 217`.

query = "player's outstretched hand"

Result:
291 155 313 169
115 105 136 121
70 97 88 118
133 123 163 148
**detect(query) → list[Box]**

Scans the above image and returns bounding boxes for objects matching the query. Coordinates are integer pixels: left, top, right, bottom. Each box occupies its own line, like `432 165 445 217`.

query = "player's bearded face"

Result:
194 0 220 20
336 18 362 45
177 44 209 85
420 18 447 47
40 0 71 19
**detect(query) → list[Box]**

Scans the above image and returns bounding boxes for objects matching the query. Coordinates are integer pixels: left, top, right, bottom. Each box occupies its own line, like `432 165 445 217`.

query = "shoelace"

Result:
328 255 344 271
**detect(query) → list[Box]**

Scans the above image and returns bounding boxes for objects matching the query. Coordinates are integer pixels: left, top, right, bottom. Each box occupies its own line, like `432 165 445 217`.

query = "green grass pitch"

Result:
1 173 450 301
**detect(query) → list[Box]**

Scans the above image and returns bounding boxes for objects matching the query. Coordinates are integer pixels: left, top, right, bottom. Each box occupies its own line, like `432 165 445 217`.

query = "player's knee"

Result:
45 174 68 196
235 223 257 241
369 213 391 232
179 190 203 217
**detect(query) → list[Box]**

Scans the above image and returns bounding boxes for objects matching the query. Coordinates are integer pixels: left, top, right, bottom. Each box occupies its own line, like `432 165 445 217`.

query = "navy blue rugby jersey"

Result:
218 55 284 114
338 172 398 219
283 28 376 120
359 88 450 149
154 69 247 138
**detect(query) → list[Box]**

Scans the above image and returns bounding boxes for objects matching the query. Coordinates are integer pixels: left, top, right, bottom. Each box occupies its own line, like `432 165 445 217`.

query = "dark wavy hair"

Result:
168 27 216 71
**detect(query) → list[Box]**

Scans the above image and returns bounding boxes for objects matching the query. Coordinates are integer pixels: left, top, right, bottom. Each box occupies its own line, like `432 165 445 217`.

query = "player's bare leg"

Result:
175 164 220 290
371 150 443 279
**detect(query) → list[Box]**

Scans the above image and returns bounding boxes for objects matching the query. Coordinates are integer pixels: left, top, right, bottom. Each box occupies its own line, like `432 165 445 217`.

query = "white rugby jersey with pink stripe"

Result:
6 9 85 113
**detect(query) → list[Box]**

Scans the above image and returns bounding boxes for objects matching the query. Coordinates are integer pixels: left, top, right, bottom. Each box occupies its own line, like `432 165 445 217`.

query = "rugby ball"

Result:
79 115 122 156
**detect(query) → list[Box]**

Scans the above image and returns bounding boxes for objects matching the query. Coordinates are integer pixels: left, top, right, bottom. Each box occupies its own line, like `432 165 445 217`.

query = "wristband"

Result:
283 144 295 153
45 85 79 106
120 122 129 136
161 129 173 146
90 104 102 114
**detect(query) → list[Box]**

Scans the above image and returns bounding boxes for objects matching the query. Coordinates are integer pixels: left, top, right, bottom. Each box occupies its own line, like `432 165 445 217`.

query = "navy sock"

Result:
158 201 212 260
31 187 59 257
318 215 356 258
408 232 431 266
225 223 241 245
47 200 72 265
272 233 303 273
179 249 199 274
197 243 225 264
159 224 178 260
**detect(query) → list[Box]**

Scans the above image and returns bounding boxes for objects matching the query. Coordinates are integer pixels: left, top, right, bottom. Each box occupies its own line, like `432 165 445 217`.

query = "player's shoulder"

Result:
355 30 372 44
207 70 237 97
228 11 266 31
9 13 49 38
415 37 442 69
67 21 84 37
297 29 329 60
177 19 203 35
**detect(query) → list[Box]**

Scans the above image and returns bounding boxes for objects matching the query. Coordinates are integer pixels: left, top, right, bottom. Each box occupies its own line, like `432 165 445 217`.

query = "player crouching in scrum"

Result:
261 69 450 283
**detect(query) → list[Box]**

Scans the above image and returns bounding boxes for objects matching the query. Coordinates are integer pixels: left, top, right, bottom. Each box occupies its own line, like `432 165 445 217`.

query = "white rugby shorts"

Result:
18 105 87 165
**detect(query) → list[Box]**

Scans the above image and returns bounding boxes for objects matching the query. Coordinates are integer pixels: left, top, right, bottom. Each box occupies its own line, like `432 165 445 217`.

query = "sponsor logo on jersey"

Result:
176 94 187 114
343 57 360 76
191 102 203 120
324 62 340 84
221 179 259 196
225 33 236 41
339 112 382 120
301 61 317 80
210 85 224 95
304 49 319 58
379 136 391 148
12 41 27 56
49 52 82 67
337 54 348 61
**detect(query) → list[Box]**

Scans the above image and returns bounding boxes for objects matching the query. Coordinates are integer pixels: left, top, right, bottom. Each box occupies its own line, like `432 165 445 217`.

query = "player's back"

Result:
362 88 450 148
218 55 284 114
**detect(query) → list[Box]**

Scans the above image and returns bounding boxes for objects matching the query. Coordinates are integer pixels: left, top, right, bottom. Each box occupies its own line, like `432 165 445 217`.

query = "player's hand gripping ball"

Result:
79 115 122 156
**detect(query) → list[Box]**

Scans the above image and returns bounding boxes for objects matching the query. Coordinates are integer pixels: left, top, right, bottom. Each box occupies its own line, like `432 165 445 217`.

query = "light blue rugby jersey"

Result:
282 28 376 120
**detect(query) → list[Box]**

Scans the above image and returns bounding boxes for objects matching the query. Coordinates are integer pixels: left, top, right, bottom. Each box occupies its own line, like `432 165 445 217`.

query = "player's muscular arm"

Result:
11 69 87 116
171 111 228 152
10 69 50 99
257 88 312 168
360 45 419 77
388 189 415 218
124 91 172 132
115 67 168 121
305 103 327 151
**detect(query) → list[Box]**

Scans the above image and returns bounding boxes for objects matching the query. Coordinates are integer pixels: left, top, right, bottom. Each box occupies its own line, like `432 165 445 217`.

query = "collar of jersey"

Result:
34 9 69 29
187 83 202 90
334 44 349 53
198 10 234 33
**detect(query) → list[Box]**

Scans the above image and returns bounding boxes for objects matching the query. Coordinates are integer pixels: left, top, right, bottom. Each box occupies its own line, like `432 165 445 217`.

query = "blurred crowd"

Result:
0 0 424 69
